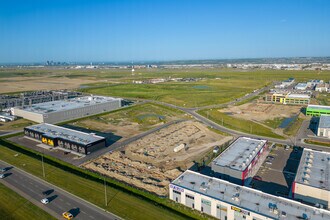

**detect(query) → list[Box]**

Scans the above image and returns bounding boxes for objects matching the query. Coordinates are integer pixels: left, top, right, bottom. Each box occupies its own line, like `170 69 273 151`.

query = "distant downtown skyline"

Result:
1 0 330 63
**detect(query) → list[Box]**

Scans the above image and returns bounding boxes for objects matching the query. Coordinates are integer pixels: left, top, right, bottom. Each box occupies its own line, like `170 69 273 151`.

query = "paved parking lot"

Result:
250 145 303 197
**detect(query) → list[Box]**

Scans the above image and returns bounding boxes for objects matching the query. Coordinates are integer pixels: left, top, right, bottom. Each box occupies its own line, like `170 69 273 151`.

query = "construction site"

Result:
83 121 231 196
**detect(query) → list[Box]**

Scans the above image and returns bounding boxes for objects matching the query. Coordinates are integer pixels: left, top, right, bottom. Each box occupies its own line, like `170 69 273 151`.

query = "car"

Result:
40 198 49 204
0 168 6 172
265 160 272 165
285 145 290 150
0 174 5 179
253 176 262 181
266 156 275 161
62 211 73 220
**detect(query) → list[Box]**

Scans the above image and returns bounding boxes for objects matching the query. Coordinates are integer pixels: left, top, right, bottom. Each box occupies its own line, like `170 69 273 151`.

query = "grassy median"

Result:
0 182 55 220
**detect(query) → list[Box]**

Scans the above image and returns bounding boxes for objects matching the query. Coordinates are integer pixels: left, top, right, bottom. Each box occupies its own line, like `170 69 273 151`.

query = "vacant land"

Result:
0 119 34 132
317 93 330 105
2 68 330 107
0 145 201 220
68 103 188 139
198 108 284 139
84 121 231 196
0 182 55 220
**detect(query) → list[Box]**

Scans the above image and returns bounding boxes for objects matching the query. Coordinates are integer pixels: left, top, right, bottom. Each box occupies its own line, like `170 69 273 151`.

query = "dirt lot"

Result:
83 121 231 196
0 76 103 93
220 103 302 122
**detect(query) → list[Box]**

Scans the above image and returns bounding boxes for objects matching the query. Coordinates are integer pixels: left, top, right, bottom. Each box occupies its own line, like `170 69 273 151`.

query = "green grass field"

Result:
68 103 188 133
0 119 34 132
0 145 206 220
80 69 330 107
263 117 285 129
304 139 330 147
0 182 55 220
198 109 284 139
317 93 330 105
284 117 304 136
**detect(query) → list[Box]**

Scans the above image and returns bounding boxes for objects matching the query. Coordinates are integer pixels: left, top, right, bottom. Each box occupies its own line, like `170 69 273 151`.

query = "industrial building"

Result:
211 137 268 186
12 95 122 123
317 115 330 138
24 123 105 155
295 83 308 90
306 105 330 116
170 170 330 220
265 92 310 105
274 78 295 89
0 90 82 110
293 148 330 208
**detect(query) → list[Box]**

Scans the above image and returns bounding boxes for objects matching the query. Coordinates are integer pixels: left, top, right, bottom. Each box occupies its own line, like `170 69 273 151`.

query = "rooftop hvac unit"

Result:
303 178 309 184
303 172 310 178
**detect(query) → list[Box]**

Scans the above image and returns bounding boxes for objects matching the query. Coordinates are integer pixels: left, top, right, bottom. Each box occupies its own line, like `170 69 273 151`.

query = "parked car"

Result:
0 168 6 172
41 198 49 204
0 174 5 179
266 156 275 161
265 160 272 165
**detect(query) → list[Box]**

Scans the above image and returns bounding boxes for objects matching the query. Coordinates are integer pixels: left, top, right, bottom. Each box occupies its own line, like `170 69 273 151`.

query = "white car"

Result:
0 174 5 179
40 198 49 204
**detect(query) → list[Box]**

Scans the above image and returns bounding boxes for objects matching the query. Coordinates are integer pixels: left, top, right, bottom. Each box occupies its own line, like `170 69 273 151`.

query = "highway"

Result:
0 160 121 220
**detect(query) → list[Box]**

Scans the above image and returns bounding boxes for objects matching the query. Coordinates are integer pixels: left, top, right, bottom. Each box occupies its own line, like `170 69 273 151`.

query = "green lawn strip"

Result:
283 117 304 136
263 117 285 129
304 139 330 147
198 109 284 139
0 139 208 220
0 182 55 220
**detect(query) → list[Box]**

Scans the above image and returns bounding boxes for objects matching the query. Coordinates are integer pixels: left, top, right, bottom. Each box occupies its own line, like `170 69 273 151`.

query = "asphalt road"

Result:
0 160 121 220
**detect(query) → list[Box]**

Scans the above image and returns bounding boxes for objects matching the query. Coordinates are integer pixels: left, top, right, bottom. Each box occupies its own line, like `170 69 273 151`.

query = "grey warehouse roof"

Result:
26 123 104 145
295 148 330 191
319 115 330 129
18 96 121 114
212 137 267 171
172 170 330 220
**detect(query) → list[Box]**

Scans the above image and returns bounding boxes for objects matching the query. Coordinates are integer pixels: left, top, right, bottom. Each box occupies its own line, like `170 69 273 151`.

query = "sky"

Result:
0 0 330 63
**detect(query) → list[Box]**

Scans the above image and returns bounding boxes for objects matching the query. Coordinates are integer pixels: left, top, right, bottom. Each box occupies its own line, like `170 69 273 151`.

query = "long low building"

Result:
170 170 330 220
24 123 105 155
306 105 330 116
265 93 310 105
293 148 330 208
317 115 330 138
211 137 268 186
12 95 122 123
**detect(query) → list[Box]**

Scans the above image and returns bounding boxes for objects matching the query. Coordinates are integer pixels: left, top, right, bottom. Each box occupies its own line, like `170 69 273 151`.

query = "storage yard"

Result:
84 121 231 196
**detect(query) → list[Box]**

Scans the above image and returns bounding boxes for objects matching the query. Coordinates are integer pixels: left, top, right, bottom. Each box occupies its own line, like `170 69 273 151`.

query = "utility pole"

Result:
104 176 108 206
41 154 45 178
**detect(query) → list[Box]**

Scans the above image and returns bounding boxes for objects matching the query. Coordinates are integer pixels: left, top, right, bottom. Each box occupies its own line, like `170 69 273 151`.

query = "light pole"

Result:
104 176 108 206
41 154 45 178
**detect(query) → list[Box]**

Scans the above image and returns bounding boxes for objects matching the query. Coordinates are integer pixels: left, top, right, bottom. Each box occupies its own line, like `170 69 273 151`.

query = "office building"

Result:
24 123 105 155
211 137 268 186
306 105 330 116
265 93 310 105
170 170 330 220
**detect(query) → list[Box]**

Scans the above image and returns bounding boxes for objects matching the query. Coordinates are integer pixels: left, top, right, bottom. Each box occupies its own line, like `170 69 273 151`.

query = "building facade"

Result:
317 115 330 138
306 105 330 116
211 137 268 186
24 123 105 155
265 93 310 105
12 95 122 123
170 170 330 220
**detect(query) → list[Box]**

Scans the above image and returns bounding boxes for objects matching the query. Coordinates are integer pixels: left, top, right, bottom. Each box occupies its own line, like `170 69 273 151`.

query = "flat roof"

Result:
295 148 330 191
307 105 330 111
172 170 330 220
319 115 330 129
25 123 104 145
286 94 310 99
17 96 121 114
212 137 267 172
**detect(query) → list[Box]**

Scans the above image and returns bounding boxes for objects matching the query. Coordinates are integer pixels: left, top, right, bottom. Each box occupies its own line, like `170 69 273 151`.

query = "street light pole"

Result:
104 176 108 206
41 154 45 178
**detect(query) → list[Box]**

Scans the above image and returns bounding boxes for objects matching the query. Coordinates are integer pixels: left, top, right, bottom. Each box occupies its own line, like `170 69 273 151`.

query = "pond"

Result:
279 115 297 129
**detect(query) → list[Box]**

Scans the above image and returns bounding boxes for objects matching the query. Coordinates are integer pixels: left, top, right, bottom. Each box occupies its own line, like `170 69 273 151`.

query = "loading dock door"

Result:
172 190 181 203
201 199 211 215
185 194 195 208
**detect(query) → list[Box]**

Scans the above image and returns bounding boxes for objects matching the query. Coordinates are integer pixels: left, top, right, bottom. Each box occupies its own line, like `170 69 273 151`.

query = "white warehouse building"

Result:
12 96 122 123
317 115 330 138
170 170 330 220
